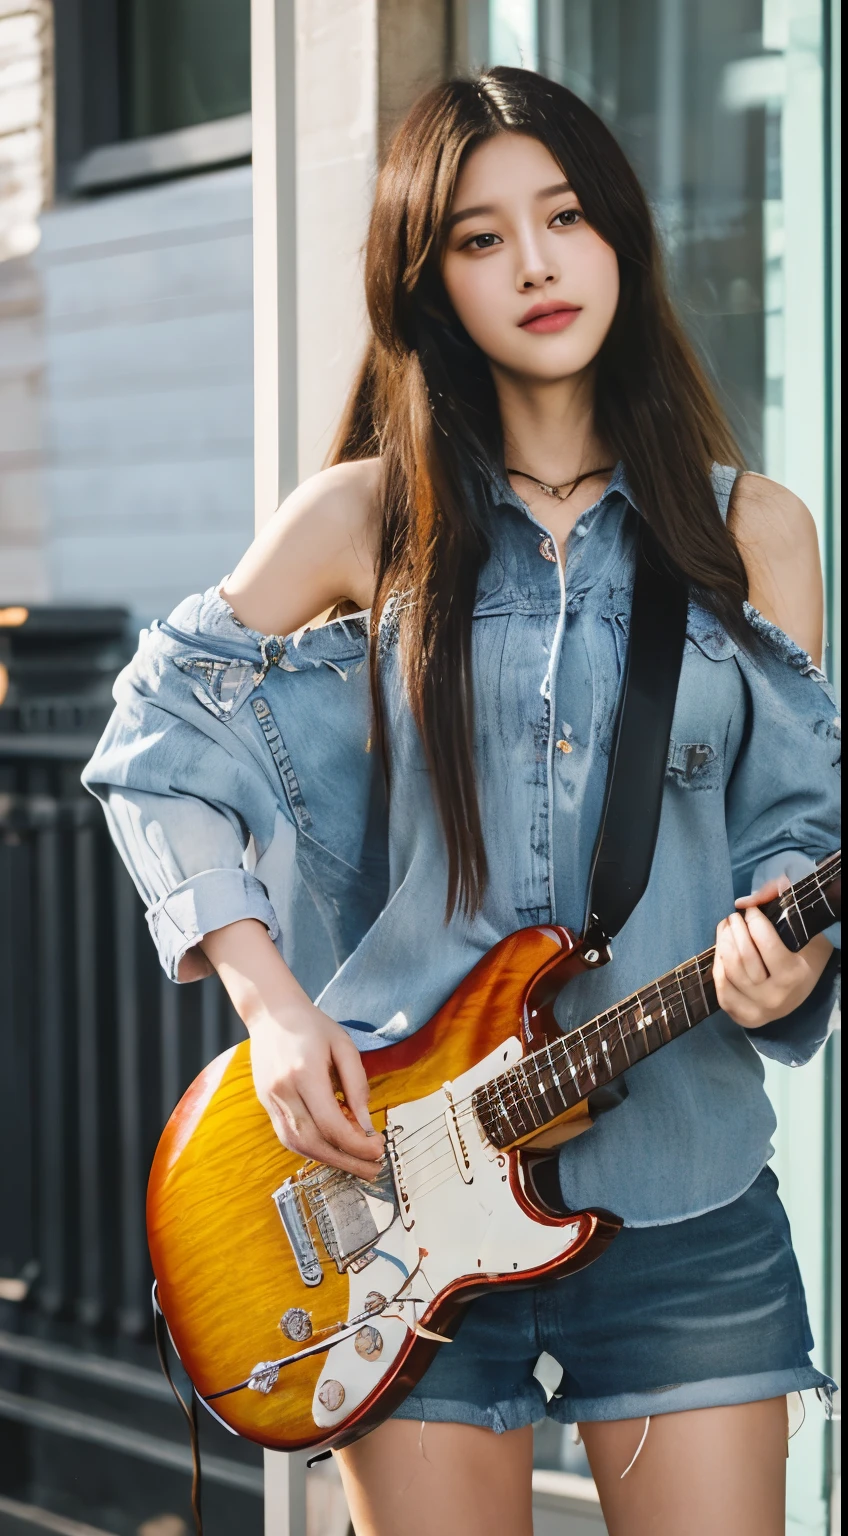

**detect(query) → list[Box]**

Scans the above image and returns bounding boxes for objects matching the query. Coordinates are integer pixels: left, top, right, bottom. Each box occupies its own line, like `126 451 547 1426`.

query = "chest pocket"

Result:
666 603 742 792
172 654 258 720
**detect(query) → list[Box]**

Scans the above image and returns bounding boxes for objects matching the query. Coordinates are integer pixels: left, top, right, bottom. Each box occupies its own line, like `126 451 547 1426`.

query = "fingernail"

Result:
364 1127 377 1137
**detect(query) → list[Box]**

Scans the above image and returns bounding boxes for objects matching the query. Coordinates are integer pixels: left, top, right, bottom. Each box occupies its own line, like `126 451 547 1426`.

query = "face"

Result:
441 133 620 385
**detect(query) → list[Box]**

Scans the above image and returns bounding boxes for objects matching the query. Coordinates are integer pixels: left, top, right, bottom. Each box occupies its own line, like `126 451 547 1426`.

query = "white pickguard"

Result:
311 1037 582 1430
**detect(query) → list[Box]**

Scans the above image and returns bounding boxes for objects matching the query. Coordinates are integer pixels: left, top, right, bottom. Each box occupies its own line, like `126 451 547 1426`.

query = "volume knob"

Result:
280 1307 313 1342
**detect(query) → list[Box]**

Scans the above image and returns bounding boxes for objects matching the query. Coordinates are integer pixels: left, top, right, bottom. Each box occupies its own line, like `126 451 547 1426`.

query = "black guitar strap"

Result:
526 520 690 1210
582 521 689 945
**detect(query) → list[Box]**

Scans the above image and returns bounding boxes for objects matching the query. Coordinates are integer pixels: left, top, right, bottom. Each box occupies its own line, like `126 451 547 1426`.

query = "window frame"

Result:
53 0 251 197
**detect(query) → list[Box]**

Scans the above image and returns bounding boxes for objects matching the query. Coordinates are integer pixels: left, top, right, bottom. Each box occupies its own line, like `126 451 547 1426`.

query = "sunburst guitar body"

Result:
147 922 620 1452
147 847 841 1455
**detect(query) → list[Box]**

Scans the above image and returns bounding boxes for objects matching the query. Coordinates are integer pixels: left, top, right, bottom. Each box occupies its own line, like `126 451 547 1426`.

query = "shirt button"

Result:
538 535 557 562
556 739 572 753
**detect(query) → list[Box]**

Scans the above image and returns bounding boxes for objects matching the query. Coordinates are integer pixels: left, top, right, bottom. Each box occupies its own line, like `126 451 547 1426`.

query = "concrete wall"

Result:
0 0 456 621
0 254 49 602
5 165 255 625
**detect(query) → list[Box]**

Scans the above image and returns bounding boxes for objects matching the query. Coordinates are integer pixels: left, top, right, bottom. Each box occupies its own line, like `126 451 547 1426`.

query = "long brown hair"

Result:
331 67 746 918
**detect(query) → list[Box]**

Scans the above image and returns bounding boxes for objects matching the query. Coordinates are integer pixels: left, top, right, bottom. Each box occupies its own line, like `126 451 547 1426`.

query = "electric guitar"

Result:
147 851 840 1452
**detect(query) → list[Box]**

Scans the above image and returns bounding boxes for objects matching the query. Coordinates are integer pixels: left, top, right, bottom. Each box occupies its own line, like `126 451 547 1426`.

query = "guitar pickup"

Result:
272 1179 323 1287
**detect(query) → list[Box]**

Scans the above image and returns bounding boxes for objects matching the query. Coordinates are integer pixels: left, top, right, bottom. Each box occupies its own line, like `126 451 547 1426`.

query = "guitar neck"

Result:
475 850 841 1152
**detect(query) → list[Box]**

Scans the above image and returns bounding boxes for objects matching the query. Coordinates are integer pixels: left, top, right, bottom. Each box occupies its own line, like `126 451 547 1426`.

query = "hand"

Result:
248 1001 385 1179
714 878 833 1030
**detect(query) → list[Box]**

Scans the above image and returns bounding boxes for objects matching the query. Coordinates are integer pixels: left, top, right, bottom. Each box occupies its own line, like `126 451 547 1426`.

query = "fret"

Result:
675 968 694 1029
812 869 836 918
616 1010 632 1066
491 1077 512 1126
499 1069 528 1135
789 889 810 943
515 1062 543 1127
564 1048 580 1091
661 980 681 1042
533 1050 560 1118
692 956 710 1018
544 1046 571 1111
638 985 662 1050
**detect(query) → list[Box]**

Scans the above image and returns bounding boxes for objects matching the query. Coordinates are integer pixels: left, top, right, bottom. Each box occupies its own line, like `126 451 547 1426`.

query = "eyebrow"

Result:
446 180 573 231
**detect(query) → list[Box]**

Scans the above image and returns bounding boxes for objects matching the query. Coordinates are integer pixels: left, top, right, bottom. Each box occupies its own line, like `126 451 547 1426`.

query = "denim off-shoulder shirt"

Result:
82 464 841 1226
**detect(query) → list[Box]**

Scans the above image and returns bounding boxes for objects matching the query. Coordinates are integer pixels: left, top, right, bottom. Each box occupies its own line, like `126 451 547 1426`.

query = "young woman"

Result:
84 70 840 1536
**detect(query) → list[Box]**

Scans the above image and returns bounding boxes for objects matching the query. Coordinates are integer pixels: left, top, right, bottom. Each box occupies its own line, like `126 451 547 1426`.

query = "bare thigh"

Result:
334 1418 534 1536
580 1398 788 1536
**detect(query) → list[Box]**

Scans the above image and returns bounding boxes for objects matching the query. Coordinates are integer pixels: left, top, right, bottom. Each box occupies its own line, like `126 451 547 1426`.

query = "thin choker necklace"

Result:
507 465 614 501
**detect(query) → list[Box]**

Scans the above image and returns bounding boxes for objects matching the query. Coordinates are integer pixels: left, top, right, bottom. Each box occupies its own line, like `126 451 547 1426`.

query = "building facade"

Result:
0 2 839 1532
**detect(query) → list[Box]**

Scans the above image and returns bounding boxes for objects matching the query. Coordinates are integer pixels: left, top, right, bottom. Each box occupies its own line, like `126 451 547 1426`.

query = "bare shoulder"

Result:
222 458 382 635
728 472 824 662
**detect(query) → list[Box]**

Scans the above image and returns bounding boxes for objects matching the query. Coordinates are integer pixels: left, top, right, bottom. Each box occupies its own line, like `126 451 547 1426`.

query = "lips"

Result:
519 303 581 334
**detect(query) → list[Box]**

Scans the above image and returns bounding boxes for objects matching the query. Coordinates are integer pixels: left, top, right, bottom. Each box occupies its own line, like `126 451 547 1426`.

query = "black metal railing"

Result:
0 608 262 1535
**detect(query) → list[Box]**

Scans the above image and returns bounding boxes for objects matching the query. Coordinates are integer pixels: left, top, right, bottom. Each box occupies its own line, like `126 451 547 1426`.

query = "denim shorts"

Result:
392 1167 835 1430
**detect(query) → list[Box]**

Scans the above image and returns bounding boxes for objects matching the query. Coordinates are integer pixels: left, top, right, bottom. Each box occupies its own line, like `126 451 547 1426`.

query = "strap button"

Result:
538 535 557 562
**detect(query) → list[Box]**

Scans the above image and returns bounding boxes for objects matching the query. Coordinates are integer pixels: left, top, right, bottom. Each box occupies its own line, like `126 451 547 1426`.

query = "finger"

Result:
713 963 766 1028
267 1095 384 1180
727 911 770 985
332 1032 378 1138
715 918 754 994
263 1082 310 1146
304 1074 383 1164
735 875 789 910
743 905 800 973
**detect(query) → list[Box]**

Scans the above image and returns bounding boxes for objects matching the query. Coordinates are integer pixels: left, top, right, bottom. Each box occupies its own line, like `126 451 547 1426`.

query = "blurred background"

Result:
0 2 840 1533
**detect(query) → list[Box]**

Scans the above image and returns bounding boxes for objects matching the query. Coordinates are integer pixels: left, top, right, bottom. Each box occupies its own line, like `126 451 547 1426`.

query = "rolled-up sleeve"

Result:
83 621 287 981
100 789 280 981
726 607 841 1066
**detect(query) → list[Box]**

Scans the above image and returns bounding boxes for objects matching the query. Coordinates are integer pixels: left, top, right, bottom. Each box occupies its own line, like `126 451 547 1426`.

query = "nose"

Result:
515 228 558 291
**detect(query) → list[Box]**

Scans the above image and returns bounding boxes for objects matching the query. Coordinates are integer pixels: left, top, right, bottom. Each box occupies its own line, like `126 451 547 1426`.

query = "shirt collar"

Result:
483 458 638 533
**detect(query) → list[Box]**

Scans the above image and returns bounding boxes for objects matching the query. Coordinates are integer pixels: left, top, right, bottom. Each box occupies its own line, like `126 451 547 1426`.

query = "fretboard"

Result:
474 850 841 1151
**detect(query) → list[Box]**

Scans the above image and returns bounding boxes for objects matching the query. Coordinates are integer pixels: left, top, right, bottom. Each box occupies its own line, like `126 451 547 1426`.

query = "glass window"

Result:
122 0 251 140
487 0 827 487
483 2 836 1506
534 0 784 471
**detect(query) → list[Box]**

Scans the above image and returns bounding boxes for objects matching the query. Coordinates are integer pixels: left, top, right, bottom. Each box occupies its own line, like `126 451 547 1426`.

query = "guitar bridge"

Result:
275 1163 397 1279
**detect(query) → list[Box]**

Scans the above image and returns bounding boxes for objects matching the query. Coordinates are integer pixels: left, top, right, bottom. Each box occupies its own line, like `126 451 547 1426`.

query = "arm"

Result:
202 920 383 1180
213 458 384 1173
221 457 380 632
715 475 836 1032
85 459 385 1172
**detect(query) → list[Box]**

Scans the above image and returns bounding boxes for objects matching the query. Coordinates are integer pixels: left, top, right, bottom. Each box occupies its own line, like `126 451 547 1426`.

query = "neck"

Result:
493 364 606 487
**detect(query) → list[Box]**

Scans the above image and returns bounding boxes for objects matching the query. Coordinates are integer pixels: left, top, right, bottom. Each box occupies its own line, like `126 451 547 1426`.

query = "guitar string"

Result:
297 863 840 1270
396 958 715 1176
359 860 841 1167
391 860 839 1164
399 976 709 1167
401 948 756 1204
395 859 839 1176
397 959 723 1174
401 874 840 1202
392 953 714 1169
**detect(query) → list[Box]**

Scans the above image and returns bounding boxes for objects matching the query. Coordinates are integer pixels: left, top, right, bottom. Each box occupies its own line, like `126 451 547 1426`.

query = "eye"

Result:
462 231 502 251
551 209 583 228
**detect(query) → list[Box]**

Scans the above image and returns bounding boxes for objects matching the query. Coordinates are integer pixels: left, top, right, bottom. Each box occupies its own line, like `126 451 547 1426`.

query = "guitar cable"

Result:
153 1282 204 1536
